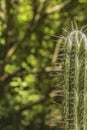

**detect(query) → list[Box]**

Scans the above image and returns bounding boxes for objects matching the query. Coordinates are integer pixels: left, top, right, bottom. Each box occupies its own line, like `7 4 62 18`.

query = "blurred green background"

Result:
0 0 87 130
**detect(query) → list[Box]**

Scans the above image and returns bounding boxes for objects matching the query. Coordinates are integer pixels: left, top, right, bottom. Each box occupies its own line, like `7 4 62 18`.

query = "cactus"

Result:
77 31 87 130
57 30 87 130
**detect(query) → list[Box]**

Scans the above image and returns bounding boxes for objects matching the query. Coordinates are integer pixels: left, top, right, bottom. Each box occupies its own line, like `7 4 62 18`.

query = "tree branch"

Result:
17 96 47 113
52 39 63 65
4 0 50 64
46 0 71 14
0 66 62 84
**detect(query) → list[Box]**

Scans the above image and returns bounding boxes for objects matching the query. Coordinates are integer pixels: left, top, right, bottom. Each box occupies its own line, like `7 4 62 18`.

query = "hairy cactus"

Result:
60 30 87 130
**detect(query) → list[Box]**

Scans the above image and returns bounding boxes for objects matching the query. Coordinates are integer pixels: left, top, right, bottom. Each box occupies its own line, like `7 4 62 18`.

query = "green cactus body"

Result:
61 30 87 130
62 42 69 130
68 36 78 130
78 32 87 130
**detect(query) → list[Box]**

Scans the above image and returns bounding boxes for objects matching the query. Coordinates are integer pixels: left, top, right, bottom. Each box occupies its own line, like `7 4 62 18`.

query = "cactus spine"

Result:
62 30 87 130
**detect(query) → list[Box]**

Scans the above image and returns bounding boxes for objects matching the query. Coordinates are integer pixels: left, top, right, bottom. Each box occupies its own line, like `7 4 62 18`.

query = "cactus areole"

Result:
62 30 87 130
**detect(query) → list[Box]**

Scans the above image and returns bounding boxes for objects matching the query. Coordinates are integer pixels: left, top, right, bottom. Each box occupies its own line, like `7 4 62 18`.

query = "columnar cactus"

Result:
61 30 87 130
